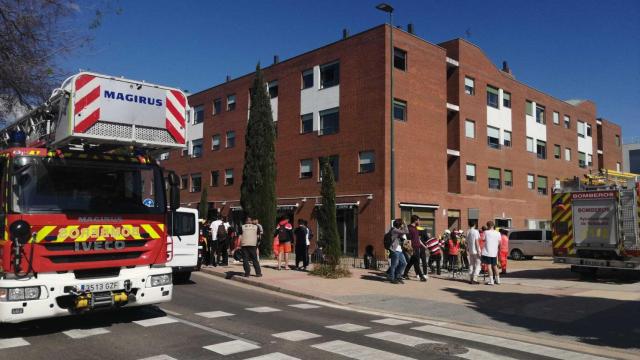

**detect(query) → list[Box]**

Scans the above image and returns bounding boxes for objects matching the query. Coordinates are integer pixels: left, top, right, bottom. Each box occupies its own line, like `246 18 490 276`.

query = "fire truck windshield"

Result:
11 156 166 214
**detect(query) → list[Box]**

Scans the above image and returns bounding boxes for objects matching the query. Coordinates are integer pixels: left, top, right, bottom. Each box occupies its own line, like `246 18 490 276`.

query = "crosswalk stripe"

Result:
288 303 321 309
371 318 412 326
138 355 178 360
244 352 300 360
366 331 440 346
246 306 281 313
195 311 235 319
325 323 371 332
312 340 416 360
63 327 110 339
203 340 261 355
457 348 519 360
159 308 182 316
272 330 322 342
134 316 179 327
0 338 29 349
412 325 611 360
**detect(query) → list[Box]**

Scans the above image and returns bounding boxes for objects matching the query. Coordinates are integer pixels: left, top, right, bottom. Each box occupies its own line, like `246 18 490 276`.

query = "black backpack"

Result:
277 226 291 242
383 230 393 250
216 224 227 240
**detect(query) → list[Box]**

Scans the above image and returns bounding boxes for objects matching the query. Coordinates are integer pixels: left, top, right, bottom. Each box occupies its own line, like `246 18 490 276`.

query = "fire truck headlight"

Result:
150 274 172 287
0 287 42 301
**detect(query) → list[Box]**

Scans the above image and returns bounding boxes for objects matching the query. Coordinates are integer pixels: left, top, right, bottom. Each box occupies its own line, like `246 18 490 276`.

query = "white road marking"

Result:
366 331 440 346
0 338 30 349
171 316 259 345
159 308 182 316
204 340 261 355
457 348 519 360
312 340 416 360
246 306 281 313
371 318 412 326
288 303 321 309
133 316 179 327
138 355 178 360
272 330 321 342
195 311 235 319
325 323 370 332
63 327 110 339
412 325 612 360
244 352 301 360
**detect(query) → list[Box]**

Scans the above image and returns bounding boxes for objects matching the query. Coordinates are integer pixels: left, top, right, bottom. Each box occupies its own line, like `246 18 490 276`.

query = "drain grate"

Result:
416 343 468 356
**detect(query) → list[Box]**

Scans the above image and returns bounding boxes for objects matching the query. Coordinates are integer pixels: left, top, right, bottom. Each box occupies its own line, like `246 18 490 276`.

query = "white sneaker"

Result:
485 280 494 285
495 277 501 285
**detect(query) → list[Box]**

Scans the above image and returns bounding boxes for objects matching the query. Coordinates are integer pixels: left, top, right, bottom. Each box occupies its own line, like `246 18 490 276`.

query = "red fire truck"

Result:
0 72 187 322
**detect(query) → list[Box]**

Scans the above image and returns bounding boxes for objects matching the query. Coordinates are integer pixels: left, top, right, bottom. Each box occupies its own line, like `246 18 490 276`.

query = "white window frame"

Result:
465 120 475 139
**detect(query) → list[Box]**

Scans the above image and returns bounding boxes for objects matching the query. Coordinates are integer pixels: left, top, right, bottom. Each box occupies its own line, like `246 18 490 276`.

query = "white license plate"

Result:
79 281 121 292
583 260 607 267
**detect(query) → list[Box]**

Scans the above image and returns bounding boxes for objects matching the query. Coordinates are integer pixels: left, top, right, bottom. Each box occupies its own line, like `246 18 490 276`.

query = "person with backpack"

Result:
209 216 227 267
466 222 481 284
274 216 294 270
426 235 443 275
214 216 230 266
385 219 408 284
294 219 310 270
240 216 262 277
402 215 428 282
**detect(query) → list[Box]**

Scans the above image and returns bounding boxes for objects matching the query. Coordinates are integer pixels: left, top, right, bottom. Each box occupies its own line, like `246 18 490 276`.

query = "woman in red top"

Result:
448 233 461 272
499 229 509 274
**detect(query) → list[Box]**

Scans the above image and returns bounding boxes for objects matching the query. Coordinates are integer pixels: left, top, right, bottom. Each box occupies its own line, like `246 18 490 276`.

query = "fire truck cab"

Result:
0 72 188 323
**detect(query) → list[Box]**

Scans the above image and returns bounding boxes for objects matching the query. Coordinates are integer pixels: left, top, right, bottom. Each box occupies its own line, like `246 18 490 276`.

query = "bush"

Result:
308 263 352 279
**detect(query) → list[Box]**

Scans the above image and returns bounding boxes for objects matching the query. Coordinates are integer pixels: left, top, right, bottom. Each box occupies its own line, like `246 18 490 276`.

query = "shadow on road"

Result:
442 287 640 349
506 267 640 284
0 306 168 338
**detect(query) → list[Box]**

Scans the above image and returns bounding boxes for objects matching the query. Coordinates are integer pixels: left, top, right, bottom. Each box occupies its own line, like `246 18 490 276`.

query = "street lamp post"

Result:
376 3 396 222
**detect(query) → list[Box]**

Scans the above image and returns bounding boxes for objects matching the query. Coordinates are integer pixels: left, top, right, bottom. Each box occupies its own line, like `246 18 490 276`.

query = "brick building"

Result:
160 24 623 258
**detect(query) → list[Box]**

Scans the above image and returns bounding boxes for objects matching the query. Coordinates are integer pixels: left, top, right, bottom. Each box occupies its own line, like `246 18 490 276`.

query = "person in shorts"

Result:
481 221 501 285
274 217 294 270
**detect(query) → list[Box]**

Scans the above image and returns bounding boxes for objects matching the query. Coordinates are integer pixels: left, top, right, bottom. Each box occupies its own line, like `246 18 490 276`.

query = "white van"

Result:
508 229 553 260
167 207 200 282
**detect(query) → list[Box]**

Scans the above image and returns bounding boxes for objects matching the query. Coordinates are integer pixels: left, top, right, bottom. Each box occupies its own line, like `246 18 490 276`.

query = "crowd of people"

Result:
385 218 509 285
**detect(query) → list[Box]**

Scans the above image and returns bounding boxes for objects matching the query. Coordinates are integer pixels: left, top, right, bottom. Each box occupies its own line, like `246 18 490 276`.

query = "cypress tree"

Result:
319 158 341 268
198 188 208 221
241 63 277 255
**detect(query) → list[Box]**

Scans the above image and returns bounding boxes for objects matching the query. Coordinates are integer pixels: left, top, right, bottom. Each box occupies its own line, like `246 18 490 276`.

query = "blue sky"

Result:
63 0 640 138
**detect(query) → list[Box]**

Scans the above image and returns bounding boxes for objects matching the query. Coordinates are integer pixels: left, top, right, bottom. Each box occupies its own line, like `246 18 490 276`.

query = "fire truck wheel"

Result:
510 249 524 261
173 272 192 283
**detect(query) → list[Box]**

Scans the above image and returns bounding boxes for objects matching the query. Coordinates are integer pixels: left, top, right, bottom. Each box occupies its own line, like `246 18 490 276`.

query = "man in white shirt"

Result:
481 221 501 285
210 216 230 265
466 223 481 284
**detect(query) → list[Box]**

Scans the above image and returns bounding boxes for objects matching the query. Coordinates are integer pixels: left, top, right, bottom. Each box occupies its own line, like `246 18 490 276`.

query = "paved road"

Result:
0 272 611 360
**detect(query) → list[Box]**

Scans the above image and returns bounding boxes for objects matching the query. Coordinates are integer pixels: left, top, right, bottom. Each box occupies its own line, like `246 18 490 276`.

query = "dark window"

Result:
393 99 407 121
488 167 501 190
554 144 561 159
503 130 512 147
503 91 511 108
526 101 533 116
211 135 220 151
210 170 219 187
191 174 201 192
545 231 553 241
359 151 375 173
320 62 339 88
227 94 236 111
320 155 339 182
615 135 621 147
168 212 196 236
225 169 234 186
487 126 500 149
319 108 339 135
300 159 312 179
487 86 499 108
464 77 475 95
192 139 203 158
180 175 188 190
564 115 571 129
586 124 592 137
536 105 545 124
268 81 278 98
504 169 513 187
302 69 314 89
226 131 236 148
578 152 586 168
394 48 407 70
194 105 204 124
510 230 542 241
213 99 222 115
536 140 546 159
301 113 313 134
537 176 547 195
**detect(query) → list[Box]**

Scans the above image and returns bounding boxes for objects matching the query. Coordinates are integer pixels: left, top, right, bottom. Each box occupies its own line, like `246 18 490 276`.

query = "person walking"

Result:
426 235 443 275
447 232 461 274
209 216 225 267
387 219 408 284
418 227 430 279
239 216 262 277
252 218 263 260
216 216 231 266
274 217 294 270
294 219 310 270
403 215 428 282
499 228 510 275
479 225 488 274
481 221 501 285
466 223 481 284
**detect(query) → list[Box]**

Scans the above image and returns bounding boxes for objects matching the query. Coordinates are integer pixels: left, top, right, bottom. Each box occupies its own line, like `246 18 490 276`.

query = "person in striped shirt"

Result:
426 236 443 275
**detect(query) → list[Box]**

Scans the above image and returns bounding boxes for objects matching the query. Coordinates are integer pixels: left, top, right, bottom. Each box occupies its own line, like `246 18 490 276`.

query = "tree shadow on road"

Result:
442 287 640 349
505 267 640 284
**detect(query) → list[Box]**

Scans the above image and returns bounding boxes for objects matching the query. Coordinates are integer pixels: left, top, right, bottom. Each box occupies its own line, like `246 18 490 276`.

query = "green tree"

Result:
240 63 276 255
198 187 208 221
319 158 341 268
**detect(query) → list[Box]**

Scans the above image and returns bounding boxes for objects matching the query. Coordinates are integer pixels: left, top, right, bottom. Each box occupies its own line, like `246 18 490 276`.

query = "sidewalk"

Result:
200 258 640 358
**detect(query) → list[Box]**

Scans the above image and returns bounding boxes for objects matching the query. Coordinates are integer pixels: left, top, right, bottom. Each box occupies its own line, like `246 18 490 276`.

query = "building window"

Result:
486 85 499 108
226 131 236 148
320 155 339 182
320 61 339 88
192 139 203 158
615 135 620 147
210 170 219 187
488 167 501 190
503 130 512 147
503 91 511 108
564 115 570 129
393 99 407 121
211 134 221 151
300 113 313 134
535 104 545 124
465 120 475 138
526 137 534 152
181 141 188 157
159 152 169 161
578 151 586 168
526 100 533 116
554 178 561 190
487 126 500 149
180 175 188 190
466 163 476 181
194 105 204 124
504 169 513 187
359 151 375 173
319 108 339 135
554 144 561 159
225 169 234 186
527 174 535 190
565 148 571 161
227 94 236 111
577 121 585 138
300 159 313 179
268 80 278 98
617 162 621 172
536 140 547 159
394 48 407 70
213 98 222 115
586 124 592 137
587 154 593 167
464 77 475 95
302 69 314 89
537 176 548 195
553 111 559 125
191 174 202 192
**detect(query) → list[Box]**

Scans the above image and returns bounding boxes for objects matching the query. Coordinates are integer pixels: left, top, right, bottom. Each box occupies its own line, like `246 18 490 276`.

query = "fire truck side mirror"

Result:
167 171 180 211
